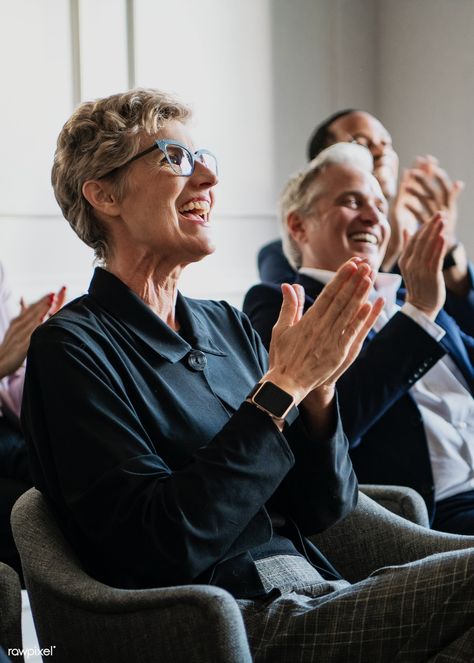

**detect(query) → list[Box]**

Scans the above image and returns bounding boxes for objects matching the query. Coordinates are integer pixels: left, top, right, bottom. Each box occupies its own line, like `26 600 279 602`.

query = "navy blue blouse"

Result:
22 267 356 597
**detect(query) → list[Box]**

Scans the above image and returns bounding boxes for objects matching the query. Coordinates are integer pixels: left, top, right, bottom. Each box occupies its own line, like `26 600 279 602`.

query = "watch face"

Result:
253 381 294 418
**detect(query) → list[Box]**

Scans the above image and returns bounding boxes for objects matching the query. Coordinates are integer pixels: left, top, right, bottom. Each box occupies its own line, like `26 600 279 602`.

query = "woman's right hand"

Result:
0 286 66 378
263 259 383 405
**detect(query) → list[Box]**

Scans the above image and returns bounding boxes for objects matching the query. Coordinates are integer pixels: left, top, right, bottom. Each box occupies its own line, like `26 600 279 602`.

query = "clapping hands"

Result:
0 286 66 378
264 259 384 406
383 155 463 271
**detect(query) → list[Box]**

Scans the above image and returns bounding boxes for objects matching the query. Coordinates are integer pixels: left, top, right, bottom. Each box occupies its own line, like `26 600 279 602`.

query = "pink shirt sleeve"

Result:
0 368 25 419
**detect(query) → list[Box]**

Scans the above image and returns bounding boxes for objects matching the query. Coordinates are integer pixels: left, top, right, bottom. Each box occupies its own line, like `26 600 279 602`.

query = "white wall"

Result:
133 0 277 302
376 0 474 256
0 0 95 305
271 0 377 190
2 0 471 312
0 0 378 310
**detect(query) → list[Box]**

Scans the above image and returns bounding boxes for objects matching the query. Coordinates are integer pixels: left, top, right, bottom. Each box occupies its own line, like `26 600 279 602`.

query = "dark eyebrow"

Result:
338 189 360 198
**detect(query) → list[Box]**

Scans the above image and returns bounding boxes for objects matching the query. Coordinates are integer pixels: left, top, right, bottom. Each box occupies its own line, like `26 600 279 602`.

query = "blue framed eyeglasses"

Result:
100 139 218 179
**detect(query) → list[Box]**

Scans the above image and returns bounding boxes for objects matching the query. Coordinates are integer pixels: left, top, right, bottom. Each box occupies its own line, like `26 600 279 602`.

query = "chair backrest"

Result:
11 488 252 663
0 562 22 661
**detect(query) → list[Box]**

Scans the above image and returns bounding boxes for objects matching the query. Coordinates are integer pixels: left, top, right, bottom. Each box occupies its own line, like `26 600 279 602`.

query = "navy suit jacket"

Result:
244 273 474 520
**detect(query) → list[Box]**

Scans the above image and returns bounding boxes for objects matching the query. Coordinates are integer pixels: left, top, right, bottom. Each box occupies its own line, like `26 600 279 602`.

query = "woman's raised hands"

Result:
264 259 384 406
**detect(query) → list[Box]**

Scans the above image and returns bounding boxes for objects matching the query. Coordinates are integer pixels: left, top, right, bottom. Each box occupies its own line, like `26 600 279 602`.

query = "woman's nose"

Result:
194 160 219 186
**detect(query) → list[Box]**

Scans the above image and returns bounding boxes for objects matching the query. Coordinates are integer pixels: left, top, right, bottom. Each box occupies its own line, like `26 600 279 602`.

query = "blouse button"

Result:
187 350 207 371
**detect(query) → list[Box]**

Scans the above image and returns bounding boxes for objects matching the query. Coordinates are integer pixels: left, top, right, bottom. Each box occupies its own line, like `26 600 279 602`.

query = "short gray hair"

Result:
280 142 374 270
52 88 191 263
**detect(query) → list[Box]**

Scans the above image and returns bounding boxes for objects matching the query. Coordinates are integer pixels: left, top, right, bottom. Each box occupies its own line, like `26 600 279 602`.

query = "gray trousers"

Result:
238 550 474 662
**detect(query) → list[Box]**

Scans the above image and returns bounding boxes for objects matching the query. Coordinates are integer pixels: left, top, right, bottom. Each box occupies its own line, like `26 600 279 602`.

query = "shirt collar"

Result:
299 266 402 313
88 267 226 363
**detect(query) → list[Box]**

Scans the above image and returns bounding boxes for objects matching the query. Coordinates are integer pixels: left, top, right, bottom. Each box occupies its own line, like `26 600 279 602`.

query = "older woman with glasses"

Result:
21 89 474 661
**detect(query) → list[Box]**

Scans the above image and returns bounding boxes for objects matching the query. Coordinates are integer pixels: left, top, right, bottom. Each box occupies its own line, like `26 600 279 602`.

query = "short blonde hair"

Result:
280 142 374 270
52 88 191 262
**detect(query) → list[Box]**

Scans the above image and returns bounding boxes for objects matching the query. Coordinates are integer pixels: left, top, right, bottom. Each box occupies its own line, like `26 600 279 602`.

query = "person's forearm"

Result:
443 244 470 297
335 313 445 444
0 348 24 380
0 350 10 380
299 385 337 440
277 402 358 533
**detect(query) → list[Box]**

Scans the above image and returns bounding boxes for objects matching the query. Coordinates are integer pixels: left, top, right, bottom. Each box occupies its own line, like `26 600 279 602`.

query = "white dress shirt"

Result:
300 267 474 501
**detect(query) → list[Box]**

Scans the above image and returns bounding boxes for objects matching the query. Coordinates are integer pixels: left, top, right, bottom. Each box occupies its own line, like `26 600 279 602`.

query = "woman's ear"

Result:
82 180 121 217
287 210 309 245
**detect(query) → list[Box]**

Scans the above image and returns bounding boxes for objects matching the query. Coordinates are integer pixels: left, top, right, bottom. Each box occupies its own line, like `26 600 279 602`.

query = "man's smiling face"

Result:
299 163 391 273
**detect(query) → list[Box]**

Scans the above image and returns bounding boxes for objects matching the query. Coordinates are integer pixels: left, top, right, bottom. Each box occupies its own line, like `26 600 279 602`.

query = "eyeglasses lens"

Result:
164 145 194 176
197 151 218 175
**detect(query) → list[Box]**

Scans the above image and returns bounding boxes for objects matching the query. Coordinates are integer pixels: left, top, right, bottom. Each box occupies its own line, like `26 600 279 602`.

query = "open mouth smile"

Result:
178 200 211 225
348 232 379 246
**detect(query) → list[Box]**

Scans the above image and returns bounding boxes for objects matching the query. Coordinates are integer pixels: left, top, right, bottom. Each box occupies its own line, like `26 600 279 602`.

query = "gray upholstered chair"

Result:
311 491 474 583
359 484 430 527
12 489 252 663
0 561 23 661
11 487 474 663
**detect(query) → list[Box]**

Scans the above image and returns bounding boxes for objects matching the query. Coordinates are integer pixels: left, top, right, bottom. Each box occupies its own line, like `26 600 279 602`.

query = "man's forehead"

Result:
318 163 385 199
331 112 391 140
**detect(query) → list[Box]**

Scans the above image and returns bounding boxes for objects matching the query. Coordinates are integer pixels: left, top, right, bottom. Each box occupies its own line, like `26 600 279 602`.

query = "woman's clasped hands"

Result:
265 258 384 406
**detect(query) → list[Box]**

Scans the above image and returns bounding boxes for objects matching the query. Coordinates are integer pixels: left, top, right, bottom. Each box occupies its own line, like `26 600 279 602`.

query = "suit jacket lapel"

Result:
296 273 379 342
296 273 324 301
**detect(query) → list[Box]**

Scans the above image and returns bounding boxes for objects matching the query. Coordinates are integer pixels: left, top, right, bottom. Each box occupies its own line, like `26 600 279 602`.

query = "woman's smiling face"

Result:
108 119 219 267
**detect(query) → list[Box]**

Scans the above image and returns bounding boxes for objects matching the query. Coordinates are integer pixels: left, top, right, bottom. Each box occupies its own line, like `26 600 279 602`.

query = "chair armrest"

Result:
359 484 430 527
311 491 474 583
25 580 252 663
11 489 252 663
0 562 22 655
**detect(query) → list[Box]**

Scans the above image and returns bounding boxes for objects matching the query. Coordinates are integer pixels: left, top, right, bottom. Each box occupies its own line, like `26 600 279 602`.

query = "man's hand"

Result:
403 156 463 250
382 155 463 271
264 259 383 405
398 213 446 321
0 286 66 379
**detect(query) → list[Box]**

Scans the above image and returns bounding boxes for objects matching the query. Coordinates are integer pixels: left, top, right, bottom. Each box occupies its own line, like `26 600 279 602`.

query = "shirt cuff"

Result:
400 303 446 341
